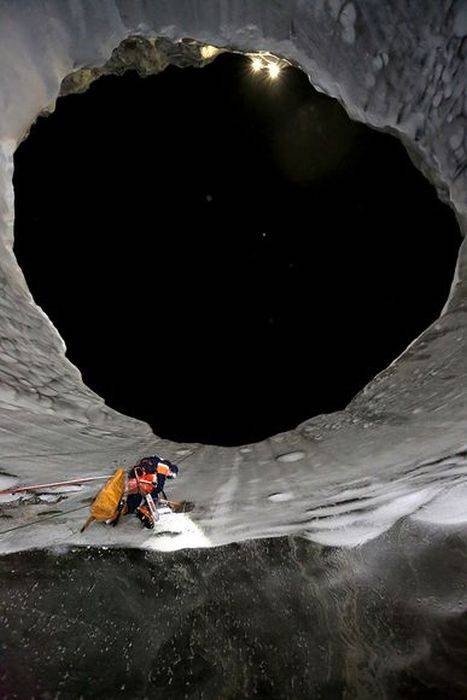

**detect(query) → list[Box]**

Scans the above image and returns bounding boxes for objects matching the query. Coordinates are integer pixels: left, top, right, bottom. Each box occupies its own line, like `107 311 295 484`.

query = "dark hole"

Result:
13 53 461 446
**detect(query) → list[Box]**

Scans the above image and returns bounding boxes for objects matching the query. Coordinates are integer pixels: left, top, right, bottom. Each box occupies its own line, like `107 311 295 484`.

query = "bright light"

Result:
268 62 281 80
249 53 286 80
251 56 263 72
200 45 219 59
142 511 212 551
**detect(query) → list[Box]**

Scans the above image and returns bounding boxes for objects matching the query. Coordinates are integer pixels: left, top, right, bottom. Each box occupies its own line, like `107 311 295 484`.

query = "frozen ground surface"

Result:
1 435 467 554
1 521 466 698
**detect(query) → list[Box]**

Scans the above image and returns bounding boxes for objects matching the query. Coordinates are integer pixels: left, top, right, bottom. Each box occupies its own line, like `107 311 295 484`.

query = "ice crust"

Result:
0 0 465 553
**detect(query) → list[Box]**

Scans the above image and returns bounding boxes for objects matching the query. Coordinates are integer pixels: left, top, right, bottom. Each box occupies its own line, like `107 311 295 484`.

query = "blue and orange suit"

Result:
126 459 172 513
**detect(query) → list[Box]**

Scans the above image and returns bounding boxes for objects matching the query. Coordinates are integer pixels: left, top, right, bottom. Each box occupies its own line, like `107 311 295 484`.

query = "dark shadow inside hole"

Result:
13 53 461 446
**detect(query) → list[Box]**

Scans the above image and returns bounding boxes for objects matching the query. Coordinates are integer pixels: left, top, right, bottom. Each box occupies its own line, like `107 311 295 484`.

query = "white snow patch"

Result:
0 475 17 491
268 492 294 503
305 523 389 547
303 487 445 547
142 512 212 551
411 483 467 525
0 492 21 504
175 448 192 456
38 493 62 503
276 451 305 463
372 54 384 71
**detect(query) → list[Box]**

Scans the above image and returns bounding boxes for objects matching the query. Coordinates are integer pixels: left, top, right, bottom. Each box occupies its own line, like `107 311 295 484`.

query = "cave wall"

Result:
0 0 465 551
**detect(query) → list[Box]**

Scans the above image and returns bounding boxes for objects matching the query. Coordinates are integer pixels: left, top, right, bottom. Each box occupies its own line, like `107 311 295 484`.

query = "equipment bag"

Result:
80 468 126 532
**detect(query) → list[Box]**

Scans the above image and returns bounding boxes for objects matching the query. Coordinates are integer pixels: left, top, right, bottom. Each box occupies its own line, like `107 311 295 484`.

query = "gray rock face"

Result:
1 520 466 698
0 0 465 552
59 35 222 97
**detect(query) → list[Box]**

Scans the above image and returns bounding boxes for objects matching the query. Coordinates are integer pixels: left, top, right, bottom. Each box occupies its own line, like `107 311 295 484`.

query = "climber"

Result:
125 455 180 528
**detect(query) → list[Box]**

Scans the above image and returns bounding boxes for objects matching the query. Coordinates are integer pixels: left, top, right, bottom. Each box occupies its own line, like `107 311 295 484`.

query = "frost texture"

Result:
0 0 465 552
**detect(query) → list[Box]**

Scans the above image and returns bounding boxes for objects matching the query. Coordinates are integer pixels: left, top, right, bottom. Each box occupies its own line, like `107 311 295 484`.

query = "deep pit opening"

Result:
13 50 461 446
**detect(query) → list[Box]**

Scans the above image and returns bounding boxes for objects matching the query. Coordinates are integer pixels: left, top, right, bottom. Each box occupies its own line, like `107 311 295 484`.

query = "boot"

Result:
136 504 154 529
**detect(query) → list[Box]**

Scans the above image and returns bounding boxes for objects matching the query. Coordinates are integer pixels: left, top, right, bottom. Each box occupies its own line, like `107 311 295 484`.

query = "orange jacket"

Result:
127 462 171 495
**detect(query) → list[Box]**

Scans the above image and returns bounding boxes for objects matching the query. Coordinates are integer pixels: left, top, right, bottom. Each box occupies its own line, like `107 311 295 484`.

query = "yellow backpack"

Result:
80 468 126 532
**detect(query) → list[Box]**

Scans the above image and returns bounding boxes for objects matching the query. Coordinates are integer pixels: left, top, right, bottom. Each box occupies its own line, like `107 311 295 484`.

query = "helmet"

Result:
137 455 159 473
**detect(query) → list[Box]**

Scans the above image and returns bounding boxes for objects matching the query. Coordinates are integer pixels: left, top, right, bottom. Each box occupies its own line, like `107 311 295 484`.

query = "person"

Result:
125 455 179 528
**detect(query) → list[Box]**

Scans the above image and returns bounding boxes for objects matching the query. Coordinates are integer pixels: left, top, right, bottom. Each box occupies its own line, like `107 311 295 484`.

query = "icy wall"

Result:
1 522 466 699
0 0 465 552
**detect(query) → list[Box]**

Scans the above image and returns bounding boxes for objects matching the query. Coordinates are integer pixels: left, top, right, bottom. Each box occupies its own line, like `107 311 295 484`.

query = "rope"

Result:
0 504 89 537
0 448 199 538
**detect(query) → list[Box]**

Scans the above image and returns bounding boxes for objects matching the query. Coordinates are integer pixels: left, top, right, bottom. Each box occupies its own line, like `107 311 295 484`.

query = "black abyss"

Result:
13 54 461 445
